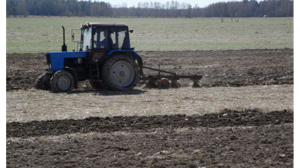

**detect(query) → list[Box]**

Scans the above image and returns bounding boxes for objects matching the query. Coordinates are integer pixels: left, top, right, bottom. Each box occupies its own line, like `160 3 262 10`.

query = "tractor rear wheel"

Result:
35 72 52 90
50 70 74 93
102 55 139 91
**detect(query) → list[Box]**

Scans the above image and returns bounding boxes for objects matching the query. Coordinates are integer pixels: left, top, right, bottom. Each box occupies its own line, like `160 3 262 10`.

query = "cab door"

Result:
90 28 111 63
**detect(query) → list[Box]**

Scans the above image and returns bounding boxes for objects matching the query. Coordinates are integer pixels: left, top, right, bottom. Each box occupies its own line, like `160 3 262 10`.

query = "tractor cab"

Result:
80 23 132 52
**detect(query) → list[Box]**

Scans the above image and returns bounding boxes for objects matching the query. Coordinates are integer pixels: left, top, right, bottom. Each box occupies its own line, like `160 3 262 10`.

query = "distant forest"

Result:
6 0 293 18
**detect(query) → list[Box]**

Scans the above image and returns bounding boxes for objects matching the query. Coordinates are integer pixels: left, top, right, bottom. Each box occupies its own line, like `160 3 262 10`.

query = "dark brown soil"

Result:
6 49 293 91
7 110 293 167
6 49 293 167
7 109 292 138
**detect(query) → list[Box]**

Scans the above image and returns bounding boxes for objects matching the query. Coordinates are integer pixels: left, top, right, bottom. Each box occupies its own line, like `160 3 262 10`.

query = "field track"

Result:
7 109 292 138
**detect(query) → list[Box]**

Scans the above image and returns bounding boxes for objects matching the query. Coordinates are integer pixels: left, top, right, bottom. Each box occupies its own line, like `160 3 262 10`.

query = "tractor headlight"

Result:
78 58 82 64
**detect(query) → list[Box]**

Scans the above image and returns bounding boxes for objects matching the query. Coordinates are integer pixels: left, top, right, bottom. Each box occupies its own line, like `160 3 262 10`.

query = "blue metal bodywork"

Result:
47 51 87 72
47 50 141 72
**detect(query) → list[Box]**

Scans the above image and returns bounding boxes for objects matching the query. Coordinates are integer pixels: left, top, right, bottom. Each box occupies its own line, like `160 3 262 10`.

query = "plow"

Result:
142 66 202 89
35 23 202 92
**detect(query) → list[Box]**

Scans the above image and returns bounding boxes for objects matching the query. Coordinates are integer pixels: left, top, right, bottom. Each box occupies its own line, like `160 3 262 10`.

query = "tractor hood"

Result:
46 51 87 72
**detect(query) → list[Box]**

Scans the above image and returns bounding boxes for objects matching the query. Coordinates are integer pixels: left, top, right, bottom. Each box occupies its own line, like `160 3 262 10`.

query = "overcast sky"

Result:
107 0 262 8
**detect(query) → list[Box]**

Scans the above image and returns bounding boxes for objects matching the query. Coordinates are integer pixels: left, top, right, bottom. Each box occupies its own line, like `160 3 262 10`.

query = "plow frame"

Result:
141 66 202 88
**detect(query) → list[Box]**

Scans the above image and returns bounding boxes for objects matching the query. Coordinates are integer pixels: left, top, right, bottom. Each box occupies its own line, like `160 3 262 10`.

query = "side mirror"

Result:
129 30 134 33
72 33 74 41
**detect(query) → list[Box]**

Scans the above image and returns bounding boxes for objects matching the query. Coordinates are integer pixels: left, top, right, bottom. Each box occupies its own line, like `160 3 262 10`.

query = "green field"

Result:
6 16 293 53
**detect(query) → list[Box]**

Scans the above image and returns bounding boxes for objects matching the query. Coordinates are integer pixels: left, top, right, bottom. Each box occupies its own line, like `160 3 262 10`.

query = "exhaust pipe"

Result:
62 26 67 52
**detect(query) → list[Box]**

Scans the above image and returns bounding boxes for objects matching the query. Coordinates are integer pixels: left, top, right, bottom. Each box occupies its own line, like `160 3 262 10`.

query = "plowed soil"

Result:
6 49 293 90
6 49 293 167
7 110 293 167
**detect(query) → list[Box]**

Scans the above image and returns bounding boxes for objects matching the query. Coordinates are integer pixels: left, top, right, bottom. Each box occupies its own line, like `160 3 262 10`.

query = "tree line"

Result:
6 0 113 17
6 0 293 18
204 0 293 17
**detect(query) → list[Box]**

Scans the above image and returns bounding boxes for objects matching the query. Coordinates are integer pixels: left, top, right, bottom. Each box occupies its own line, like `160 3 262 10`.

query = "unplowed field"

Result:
6 49 293 167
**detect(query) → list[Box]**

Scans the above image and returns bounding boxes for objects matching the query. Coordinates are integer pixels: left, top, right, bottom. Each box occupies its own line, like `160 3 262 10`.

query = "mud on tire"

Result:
35 72 52 90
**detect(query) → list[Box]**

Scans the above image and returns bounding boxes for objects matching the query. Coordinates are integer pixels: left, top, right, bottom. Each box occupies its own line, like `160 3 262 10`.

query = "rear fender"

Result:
107 50 141 59
107 50 144 76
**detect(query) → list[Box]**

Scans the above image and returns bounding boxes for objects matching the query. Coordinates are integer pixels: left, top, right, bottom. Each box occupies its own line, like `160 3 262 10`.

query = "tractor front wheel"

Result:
50 70 74 93
102 55 139 91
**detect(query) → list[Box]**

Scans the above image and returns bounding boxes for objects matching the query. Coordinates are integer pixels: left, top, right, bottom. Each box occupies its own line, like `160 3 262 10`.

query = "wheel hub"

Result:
57 75 71 90
119 71 125 77
110 61 135 87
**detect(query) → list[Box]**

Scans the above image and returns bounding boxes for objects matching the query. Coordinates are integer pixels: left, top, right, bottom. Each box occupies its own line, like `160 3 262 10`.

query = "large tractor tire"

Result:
50 70 74 93
35 72 52 90
102 55 139 91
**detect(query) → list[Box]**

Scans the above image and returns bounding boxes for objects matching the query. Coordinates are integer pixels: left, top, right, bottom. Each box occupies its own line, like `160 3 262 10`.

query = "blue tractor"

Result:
36 23 202 92
36 23 144 92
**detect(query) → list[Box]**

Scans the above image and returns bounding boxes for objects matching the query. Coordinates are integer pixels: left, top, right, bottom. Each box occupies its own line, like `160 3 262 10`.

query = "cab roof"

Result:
88 23 128 27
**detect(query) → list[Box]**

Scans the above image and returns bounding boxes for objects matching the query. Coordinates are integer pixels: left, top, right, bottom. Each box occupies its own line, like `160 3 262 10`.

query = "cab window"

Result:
111 28 130 50
82 29 92 51
93 29 111 49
